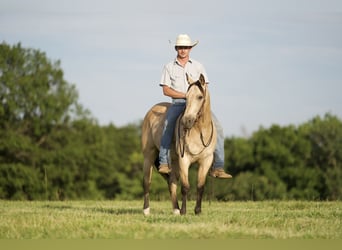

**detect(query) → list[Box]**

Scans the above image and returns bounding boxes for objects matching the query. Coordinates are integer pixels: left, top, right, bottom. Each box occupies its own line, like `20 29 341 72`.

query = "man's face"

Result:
176 46 192 59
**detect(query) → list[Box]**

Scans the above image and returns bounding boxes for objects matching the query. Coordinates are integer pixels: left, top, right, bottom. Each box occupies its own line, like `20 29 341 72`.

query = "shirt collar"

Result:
174 58 193 66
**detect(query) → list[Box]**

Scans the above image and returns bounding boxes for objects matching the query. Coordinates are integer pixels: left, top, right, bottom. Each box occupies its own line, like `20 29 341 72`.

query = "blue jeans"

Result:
159 100 225 169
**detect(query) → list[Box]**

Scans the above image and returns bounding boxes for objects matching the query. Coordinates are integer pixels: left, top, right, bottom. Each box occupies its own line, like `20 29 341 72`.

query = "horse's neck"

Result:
196 94 212 128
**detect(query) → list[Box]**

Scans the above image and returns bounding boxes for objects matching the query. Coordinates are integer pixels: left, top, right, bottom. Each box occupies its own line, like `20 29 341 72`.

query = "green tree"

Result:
0 42 91 200
252 125 320 200
225 137 255 175
299 113 342 199
0 43 88 139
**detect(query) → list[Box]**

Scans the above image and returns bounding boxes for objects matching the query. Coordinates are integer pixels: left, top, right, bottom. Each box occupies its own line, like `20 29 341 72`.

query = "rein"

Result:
178 82 214 157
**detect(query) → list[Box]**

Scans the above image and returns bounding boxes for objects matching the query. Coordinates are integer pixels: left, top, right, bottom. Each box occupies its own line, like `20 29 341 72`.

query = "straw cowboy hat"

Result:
174 34 199 47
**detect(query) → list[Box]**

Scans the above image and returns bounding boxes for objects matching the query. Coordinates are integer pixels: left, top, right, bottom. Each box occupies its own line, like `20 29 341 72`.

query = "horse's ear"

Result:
186 73 194 85
199 74 206 86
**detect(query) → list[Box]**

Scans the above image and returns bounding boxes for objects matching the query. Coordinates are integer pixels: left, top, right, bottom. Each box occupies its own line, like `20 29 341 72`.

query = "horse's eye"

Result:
198 96 204 100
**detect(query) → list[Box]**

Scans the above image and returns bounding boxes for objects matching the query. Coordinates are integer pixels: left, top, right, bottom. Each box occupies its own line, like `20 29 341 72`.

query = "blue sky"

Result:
1 0 341 136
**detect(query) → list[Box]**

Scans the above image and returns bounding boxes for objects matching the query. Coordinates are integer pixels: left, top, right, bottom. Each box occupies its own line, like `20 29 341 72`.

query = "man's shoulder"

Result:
189 58 203 66
165 60 175 66
163 60 176 70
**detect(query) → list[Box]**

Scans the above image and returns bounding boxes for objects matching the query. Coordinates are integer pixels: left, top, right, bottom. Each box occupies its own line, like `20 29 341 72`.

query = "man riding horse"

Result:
158 34 232 179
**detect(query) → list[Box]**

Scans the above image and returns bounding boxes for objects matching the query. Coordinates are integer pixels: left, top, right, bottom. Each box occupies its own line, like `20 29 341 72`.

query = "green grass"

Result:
0 200 341 239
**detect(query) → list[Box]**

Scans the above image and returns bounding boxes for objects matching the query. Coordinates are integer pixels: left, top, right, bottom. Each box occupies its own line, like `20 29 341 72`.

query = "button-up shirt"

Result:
160 58 209 95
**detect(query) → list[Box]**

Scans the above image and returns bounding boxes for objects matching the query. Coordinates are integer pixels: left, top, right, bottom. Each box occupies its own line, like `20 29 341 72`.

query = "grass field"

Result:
0 200 341 239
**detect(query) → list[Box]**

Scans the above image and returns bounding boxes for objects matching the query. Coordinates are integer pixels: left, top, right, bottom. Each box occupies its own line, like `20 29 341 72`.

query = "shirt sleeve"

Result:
159 65 171 87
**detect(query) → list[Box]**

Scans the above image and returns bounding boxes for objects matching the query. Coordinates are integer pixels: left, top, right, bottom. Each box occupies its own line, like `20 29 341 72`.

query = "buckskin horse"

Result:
141 74 216 215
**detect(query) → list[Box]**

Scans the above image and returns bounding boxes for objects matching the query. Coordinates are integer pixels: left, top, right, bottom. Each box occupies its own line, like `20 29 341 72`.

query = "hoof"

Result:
143 207 150 216
173 209 181 215
195 208 202 215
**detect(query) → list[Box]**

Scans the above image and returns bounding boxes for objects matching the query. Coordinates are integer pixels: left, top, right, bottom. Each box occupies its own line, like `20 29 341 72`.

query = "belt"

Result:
172 98 186 104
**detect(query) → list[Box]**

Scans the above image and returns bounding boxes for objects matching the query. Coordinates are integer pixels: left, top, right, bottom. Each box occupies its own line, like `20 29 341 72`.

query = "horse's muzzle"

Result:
182 115 196 129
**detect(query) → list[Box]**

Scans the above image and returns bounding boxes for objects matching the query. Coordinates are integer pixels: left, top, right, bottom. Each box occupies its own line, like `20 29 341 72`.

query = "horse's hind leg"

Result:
143 156 154 215
169 166 180 215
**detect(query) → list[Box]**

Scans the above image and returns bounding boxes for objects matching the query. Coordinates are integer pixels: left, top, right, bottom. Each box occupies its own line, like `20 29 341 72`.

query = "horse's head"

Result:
182 74 207 129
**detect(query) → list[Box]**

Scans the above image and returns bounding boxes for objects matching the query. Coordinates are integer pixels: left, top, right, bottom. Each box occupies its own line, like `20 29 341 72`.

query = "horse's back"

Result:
141 102 171 154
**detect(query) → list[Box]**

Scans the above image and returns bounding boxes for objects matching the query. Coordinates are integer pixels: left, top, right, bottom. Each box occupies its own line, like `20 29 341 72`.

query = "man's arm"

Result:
162 85 186 99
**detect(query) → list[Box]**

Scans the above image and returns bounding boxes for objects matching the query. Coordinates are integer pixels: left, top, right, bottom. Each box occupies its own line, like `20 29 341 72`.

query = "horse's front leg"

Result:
180 183 190 215
194 156 213 215
195 186 204 215
179 158 191 215
194 177 205 215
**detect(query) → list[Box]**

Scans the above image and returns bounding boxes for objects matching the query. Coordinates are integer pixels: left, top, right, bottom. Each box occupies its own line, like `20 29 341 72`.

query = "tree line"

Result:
1 42 341 201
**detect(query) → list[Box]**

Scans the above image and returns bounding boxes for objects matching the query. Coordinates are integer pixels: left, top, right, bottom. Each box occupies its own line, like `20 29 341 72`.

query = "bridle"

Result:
178 81 214 157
